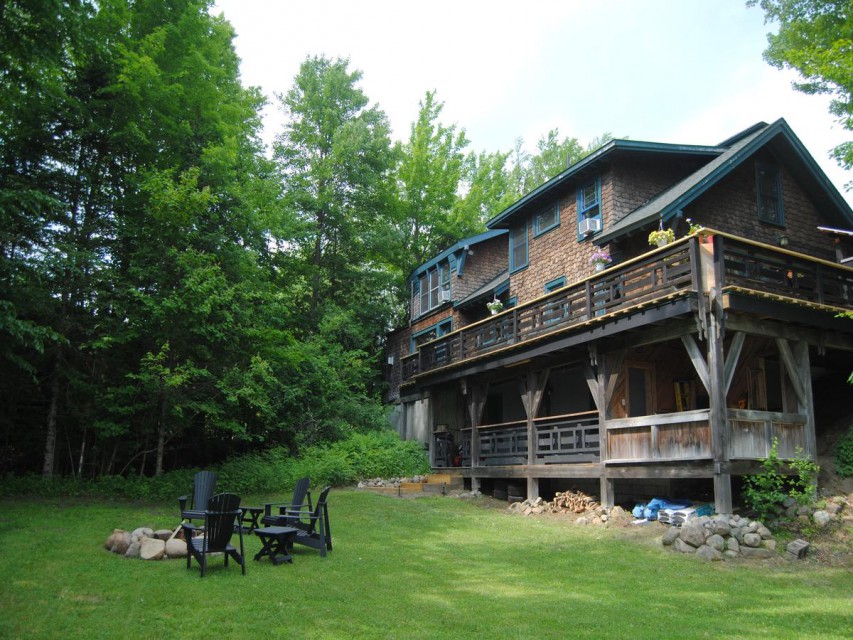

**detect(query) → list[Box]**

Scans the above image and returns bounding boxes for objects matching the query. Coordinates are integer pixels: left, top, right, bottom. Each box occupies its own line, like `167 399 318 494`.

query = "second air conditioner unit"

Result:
578 217 602 236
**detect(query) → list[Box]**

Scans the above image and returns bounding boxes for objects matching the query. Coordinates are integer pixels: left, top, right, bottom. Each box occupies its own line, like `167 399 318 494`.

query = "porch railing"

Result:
402 233 853 382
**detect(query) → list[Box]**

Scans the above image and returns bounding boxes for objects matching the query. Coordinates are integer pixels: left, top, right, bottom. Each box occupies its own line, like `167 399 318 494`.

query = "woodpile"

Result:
551 490 598 514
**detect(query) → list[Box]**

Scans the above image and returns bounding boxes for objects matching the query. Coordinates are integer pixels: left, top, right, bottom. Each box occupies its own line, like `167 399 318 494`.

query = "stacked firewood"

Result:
551 490 598 513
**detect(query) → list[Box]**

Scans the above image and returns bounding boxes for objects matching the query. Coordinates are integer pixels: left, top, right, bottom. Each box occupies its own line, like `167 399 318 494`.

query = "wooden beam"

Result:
723 332 746 394
794 341 817 458
775 338 807 406
682 334 710 393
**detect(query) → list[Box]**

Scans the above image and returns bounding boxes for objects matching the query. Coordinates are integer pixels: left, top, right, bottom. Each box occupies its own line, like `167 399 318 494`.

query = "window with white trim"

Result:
416 263 451 316
577 177 602 240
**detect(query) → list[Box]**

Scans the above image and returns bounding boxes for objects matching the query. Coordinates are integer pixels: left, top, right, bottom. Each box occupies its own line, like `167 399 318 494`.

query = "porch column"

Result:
707 288 732 514
585 345 623 509
464 381 488 492
520 370 549 500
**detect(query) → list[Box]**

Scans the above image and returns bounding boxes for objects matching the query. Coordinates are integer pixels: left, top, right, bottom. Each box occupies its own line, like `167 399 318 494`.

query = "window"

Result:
756 162 784 226
411 318 453 352
577 177 602 240
533 201 560 237
544 276 566 293
509 220 529 273
416 263 451 316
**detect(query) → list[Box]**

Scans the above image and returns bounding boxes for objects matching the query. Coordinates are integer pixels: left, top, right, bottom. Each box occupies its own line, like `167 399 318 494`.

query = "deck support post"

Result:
708 286 732 515
599 477 614 509
520 370 549 501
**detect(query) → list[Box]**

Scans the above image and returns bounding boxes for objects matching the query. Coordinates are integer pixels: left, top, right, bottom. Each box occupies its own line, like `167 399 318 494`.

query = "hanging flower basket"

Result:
648 227 675 247
486 298 504 315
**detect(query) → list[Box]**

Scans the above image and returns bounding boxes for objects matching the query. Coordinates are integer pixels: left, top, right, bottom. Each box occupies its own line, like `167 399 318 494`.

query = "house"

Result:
385 119 853 514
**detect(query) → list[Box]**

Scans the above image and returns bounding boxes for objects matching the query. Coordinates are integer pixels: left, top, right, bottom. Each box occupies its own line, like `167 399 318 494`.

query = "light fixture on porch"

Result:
777 234 789 248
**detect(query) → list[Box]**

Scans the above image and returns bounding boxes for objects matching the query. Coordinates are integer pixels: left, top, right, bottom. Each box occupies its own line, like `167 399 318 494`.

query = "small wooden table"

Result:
253 526 297 565
239 506 265 533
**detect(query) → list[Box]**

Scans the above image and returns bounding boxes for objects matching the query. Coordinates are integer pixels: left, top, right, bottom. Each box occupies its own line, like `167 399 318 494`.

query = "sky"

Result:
211 0 852 206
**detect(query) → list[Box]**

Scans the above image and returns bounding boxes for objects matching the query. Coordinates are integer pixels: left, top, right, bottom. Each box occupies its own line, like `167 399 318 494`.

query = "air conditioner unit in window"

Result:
578 217 602 236
439 289 452 302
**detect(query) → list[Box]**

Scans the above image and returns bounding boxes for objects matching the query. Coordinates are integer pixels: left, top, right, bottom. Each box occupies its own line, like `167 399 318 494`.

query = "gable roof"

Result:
596 118 853 244
409 229 507 282
486 140 723 229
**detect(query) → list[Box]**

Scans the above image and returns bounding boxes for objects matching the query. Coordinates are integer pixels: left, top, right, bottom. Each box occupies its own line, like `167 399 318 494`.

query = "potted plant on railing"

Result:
648 226 675 247
589 248 612 272
486 298 504 315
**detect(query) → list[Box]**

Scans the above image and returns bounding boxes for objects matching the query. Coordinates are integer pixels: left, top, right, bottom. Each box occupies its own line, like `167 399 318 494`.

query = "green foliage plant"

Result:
835 425 853 477
743 437 820 520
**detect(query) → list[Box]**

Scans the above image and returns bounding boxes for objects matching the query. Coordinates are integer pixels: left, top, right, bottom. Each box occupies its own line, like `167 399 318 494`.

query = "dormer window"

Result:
416 263 451 316
577 177 602 240
509 220 529 273
756 161 784 226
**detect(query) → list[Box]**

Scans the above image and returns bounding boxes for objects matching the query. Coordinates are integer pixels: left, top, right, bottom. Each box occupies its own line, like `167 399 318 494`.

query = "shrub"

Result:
0 429 429 500
836 426 853 478
743 438 820 521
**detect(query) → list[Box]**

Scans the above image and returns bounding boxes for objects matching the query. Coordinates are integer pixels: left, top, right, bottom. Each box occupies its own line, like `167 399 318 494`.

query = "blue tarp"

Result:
632 498 692 521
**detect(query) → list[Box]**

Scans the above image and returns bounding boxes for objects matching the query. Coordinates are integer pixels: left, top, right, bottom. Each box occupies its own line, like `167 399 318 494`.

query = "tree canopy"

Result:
0 2 610 478
750 0 853 186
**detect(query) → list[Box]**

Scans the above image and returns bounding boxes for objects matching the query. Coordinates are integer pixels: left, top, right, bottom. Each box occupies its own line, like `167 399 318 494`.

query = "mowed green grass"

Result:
0 490 850 639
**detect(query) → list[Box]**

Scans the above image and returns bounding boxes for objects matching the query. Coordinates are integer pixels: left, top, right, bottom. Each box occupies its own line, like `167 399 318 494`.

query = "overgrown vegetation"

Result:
743 438 821 521
0 431 428 501
836 426 853 477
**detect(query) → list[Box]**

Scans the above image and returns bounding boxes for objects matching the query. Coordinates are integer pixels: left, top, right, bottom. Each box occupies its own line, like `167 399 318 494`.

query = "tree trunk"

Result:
42 362 61 478
155 385 166 476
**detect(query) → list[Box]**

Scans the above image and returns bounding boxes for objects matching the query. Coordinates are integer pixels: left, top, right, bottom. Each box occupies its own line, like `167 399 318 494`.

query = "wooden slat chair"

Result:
178 470 218 522
181 493 246 577
261 476 311 527
290 486 332 557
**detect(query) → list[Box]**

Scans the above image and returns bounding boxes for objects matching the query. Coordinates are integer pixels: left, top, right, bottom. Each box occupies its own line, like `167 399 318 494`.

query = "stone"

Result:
661 527 681 546
757 526 773 539
796 506 812 517
786 539 810 559
726 537 740 553
165 538 187 558
106 529 130 554
131 527 154 541
724 550 739 559
706 534 726 552
672 538 697 554
743 532 762 548
740 546 774 559
576 516 589 526
124 540 140 558
825 503 841 515
745 521 760 534
730 527 744 544
813 511 831 527
761 539 777 551
140 538 166 560
153 529 173 541
696 545 723 561
711 520 731 536
679 522 706 548
782 496 797 509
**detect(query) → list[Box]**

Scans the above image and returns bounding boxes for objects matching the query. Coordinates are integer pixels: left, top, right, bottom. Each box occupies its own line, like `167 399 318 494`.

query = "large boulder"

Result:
679 522 706 548
105 529 131 554
140 538 166 561
696 545 723 562
165 538 187 559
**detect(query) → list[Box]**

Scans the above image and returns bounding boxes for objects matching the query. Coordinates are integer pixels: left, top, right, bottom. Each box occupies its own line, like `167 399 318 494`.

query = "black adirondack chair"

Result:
178 470 217 522
182 493 246 577
290 486 332 557
261 476 312 527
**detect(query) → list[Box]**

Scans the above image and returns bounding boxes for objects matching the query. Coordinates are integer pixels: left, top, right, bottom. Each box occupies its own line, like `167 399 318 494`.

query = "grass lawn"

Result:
1 490 850 639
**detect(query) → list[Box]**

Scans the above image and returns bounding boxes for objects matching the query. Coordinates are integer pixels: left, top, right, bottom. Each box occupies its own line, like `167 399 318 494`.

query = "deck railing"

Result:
435 412 601 468
402 233 853 382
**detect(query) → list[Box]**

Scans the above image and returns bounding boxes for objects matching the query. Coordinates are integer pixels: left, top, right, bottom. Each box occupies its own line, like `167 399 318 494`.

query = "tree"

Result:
274 56 394 323
750 0 853 187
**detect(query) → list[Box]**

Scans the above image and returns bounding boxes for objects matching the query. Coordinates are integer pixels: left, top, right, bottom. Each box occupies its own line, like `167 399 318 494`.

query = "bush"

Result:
743 438 820 521
835 426 853 478
0 429 429 500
